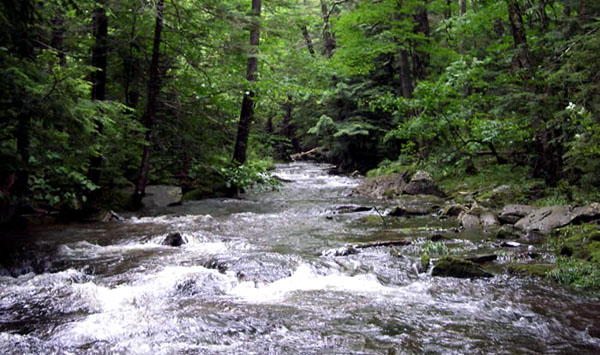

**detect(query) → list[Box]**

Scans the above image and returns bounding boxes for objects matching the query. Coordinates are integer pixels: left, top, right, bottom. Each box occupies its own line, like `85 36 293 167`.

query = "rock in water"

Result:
498 205 537 224
432 257 493 278
162 232 186 247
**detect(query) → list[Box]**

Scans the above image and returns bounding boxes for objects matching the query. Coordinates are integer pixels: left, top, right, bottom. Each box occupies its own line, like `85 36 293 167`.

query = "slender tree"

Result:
320 0 336 58
232 0 261 165
87 1 108 186
133 0 165 206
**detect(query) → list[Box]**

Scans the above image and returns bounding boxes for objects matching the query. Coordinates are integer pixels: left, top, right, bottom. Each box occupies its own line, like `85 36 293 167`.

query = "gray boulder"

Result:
352 172 410 198
402 170 447 198
498 204 537 224
387 195 444 216
514 203 600 233
143 185 182 208
458 203 499 230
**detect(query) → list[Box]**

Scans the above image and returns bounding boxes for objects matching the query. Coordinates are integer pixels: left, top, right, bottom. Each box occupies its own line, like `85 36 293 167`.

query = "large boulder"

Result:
402 170 447 198
352 172 410 198
143 185 182 208
514 204 600 233
432 257 493 278
458 203 499 230
498 204 537 224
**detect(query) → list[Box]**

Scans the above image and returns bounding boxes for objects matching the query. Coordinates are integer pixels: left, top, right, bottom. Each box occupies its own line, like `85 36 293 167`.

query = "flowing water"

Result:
1 162 599 354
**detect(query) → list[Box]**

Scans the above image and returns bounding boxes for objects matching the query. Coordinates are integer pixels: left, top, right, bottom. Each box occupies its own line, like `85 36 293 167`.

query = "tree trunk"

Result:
301 25 315 56
132 0 164 207
232 0 261 165
320 0 336 58
51 18 65 66
14 110 31 197
412 5 430 81
399 49 413 99
87 4 108 186
505 0 561 184
444 0 451 19
459 0 467 15
537 0 549 31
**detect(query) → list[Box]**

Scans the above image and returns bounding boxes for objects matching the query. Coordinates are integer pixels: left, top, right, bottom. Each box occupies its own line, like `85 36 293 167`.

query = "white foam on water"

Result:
229 263 427 303
52 265 238 350
126 214 213 226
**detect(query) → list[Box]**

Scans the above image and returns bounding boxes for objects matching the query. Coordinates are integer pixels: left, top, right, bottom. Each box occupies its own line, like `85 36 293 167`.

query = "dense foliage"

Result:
1 0 599 217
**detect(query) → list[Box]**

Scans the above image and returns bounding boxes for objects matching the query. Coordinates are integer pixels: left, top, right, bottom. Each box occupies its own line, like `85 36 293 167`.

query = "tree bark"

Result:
538 0 549 31
459 0 466 16
412 4 430 81
320 0 336 58
301 25 315 56
133 0 164 206
505 0 562 184
87 3 108 186
232 0 261 165
399 49 413 99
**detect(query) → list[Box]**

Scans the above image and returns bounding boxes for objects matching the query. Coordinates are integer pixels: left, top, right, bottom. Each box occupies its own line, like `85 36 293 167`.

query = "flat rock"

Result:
335 205 373 213
466 254 498 264
458 203 499 230
387 195 444 217
514 205 600 233
499 204 537 224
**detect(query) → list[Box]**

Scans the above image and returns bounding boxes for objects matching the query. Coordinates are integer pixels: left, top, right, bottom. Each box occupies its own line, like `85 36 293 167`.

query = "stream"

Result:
1 162 599 354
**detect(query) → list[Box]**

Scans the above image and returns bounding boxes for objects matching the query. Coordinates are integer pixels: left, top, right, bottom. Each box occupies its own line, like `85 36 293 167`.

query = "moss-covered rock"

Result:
420 254 431 272
182 186 214 201
431 257 493 278
358 215 385 225
508 263 555 278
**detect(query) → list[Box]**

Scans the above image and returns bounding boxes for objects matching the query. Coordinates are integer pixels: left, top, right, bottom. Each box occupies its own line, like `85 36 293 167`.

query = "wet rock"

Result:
439 203 467 218
100 210 124 222
352 173 410 198
162 232 186 247
466 254 498 264
354 238 413 249
143 185 182 208
522 230 546 244
322 246 359 257
402 170 447 198
498 205 536 224
508 263 554 278
458 203 499 230
387 195 444 217
432 257 493 278
513 205 600 233
335 205 373 213
500 241 521 248
495 225 520 239
431 234 452 242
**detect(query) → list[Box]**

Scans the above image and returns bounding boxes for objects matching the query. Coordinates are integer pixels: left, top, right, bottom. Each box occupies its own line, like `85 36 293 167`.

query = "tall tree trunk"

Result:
14 109 31 197
232 0 261 165
87 3 108 186
132 0 164 206
506 0 561 184
399 49 413 99
537 0 549 31
459 0 467 16
124 13 140 109
412 4 430 81
320 0 336 58
301 25 315 56
51 18 65 66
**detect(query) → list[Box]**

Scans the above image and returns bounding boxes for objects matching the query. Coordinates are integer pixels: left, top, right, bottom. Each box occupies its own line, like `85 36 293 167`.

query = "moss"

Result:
420 254 431 270
432 257 493 278
358 215 385 225
587 241 600 264
508 264 555 278
182 186 213 201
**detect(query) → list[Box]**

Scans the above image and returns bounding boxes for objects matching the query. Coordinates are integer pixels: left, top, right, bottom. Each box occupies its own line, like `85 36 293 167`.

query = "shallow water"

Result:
0 162 599 354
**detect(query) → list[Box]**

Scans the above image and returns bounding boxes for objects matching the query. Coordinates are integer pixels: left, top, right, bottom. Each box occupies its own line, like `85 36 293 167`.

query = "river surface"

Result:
1 162 599 354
